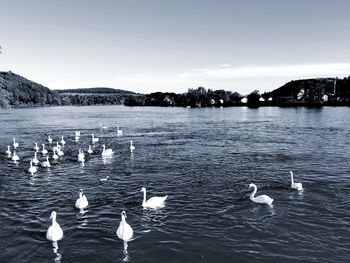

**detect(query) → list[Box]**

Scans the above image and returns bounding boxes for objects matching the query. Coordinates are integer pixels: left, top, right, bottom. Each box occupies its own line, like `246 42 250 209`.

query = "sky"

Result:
1 0 350 95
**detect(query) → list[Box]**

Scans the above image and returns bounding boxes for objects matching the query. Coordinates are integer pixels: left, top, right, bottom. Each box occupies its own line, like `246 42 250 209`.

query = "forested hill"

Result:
57 87 136 95
0 71 61 108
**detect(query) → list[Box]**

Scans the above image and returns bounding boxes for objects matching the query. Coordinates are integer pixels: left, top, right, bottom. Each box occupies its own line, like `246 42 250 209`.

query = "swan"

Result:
52 149 59 160
75 131 80 137
12 151 19 161
46 211 63 242
5 145 11 156
141 187 168 209
249 183 273 206
100 123 108 130
28 160 37 175
290 171 303 191
42 144 48 155
92 134 99 144
75 135 79 141
87 145 93 154
13 138 19 149
99 175 109 182
75 189 88 209
34 142 39 151
116 211 133 241
48 135 53 143
60 136 66 145
53 142 59 152
130 140 135 152
117 126 123 137
32 152 40 165
41 156 51 168
57 145 64 157
77 150 85 162
102 145 113 157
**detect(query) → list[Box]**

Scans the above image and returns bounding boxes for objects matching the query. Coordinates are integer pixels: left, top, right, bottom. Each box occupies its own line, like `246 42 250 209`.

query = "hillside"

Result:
56 87 136 95
0 71 61 108
264 77 350 106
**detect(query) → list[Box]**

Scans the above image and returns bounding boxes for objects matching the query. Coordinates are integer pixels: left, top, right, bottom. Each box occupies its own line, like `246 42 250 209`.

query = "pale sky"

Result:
1 0 350 95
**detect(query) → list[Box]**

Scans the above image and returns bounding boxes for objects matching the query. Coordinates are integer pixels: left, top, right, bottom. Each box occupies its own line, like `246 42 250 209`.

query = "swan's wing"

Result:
255 195 273 204
146 196 167 207
116 222 123 239
46 226 53 240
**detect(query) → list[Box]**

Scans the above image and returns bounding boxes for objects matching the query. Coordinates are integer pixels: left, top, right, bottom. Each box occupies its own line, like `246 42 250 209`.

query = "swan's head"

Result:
102 144 106 149
79 189 83 194
141 187 146 193
50 211 57 220
121 211 127 219
130 140 133 144
290 171 293 176
248 183 255 189
92 133 94 136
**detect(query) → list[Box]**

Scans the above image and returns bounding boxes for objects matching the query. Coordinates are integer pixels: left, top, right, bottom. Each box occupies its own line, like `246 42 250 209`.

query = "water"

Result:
0 106 349 263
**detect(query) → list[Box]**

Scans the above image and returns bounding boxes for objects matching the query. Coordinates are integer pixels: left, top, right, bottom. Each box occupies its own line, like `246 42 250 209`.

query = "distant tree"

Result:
247 90 260 107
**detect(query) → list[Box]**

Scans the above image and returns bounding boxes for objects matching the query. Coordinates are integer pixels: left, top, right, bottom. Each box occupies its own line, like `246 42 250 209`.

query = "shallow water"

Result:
0 106 349 262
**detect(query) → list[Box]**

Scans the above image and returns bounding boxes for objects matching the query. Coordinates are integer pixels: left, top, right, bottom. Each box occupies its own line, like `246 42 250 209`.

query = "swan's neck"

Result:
250 186 257 200
290 173 294 185
121 214 126 223
142 190 147 206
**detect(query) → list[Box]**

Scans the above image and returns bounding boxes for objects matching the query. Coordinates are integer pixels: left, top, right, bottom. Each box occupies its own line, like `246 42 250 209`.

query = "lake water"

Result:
0 106 349 263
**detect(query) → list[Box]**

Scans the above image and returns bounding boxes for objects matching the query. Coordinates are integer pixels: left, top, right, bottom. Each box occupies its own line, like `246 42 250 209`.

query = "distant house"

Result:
268 97 273 101
219 99 224 104
163 96 173 106
241 97 248 103
259 97 265 102
210 99 215 105
297 89 305 100
322 94 328 102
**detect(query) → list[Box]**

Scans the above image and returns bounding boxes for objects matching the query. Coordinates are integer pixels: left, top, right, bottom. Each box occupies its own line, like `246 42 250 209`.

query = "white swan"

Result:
5 145 11 156
290 171 303 191
117 126 123 137
75 131 80 137
41 156 51 168
116 211 133 241
42 144 48 155
87 145 93 154
75 189 88 209
28 160 37 175
100 123 108 130
249 183 273 206
13 138 19 149
12 151 19 161
60 136 66 145
92 134 99 144
34 142 39 151
46 211 64 242
130 140 135 152
32 152 40 165
52 149 59 160
102 145 113 157
57 145 64 157
48 135 53 143
77 149 85 162
99 175 109 182
141 187 168 209
53 142 59 152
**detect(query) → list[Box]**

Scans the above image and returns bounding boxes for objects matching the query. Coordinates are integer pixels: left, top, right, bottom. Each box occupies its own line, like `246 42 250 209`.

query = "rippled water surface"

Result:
0 106 349 262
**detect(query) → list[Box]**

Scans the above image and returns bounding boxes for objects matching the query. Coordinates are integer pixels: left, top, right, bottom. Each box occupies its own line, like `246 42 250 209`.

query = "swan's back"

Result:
144 195 168 208
46 222 63 241
253 194 273 205
292 182 303 191
117 221 133 241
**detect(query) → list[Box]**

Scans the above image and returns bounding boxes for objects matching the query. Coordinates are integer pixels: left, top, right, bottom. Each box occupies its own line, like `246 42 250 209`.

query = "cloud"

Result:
114 63 350 94
182 63 350 79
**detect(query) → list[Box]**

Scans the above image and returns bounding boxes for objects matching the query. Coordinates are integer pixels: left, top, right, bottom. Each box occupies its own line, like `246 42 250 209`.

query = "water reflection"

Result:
52 241 62 263
141 208 168 230
122 241 130 262
102 156 112 165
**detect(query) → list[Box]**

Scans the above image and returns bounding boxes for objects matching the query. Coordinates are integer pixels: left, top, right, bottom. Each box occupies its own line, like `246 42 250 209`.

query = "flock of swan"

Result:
4 123 304 249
